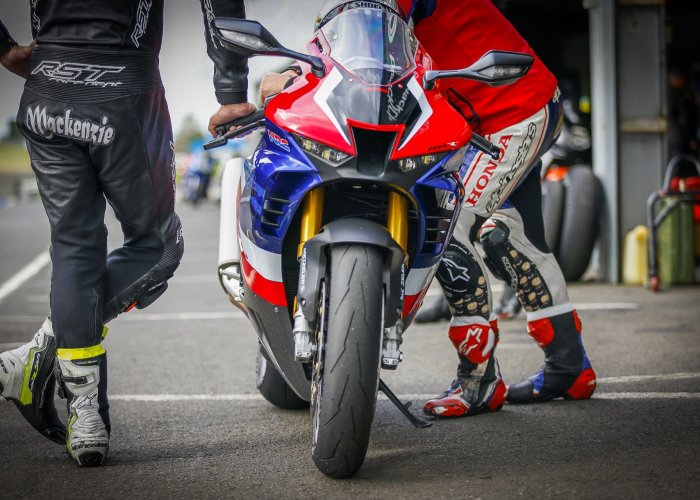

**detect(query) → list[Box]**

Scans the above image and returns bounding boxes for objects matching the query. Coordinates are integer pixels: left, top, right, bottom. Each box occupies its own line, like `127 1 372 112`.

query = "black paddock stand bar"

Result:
379 379 432 428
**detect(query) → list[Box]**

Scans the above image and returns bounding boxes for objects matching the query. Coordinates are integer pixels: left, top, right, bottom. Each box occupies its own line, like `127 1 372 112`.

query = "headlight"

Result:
292 133 352 165
396 153 448 172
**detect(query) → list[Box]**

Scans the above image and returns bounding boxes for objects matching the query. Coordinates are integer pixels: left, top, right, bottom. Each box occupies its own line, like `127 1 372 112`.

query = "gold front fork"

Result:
387 191 408 254
298 187 325 258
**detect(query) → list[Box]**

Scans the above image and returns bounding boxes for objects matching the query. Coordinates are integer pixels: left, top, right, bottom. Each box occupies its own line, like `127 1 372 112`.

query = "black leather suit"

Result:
12 0 247 349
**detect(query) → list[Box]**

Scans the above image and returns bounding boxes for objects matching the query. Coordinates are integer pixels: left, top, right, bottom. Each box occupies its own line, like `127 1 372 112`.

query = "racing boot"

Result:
506 309 596 403
414 294 451 323
0 318 66 444
57 346 110 466
423 317 506 417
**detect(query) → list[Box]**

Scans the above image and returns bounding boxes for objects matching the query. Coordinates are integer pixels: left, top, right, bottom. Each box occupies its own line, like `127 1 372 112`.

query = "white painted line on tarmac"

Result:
110 394 263 402
394 392 700 400
24 295 49 303
120 311 246 321
496 344 536 350
576 302 638 311
0 315 43 322
105 373 700 403
599 372 700 383
169 275 218 284
592 392 700 400
0 311 246 322
0 251 50 304
105 391 700 403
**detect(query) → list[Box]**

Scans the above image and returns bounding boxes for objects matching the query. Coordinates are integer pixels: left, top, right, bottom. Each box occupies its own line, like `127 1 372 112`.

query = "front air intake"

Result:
351 128 397 177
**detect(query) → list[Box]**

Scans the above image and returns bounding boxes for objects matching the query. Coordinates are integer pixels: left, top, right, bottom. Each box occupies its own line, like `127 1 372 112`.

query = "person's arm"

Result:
200 0 256 136
0 19 34 79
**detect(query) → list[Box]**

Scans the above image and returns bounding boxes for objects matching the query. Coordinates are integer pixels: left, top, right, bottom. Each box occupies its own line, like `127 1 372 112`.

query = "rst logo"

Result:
31 61 125 87
267 130 290 151
131 0 153 48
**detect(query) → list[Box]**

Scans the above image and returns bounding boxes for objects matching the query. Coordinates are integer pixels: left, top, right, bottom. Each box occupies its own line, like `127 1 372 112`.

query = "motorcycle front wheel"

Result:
311 243 384 479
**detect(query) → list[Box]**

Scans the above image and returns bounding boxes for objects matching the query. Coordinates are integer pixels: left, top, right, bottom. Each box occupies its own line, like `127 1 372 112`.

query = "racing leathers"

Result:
0 0 250 465
394 0 597 414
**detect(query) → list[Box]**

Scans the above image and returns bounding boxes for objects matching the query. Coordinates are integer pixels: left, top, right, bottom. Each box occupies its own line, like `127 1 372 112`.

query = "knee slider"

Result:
480 220 516 286
120 229 183 314
134 282 168 309
134 231 183 309
436 242 478 300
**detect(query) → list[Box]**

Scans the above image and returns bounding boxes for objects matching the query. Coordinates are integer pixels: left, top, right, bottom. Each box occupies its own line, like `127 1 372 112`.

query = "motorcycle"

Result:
205 9 532 478
182 146 216 205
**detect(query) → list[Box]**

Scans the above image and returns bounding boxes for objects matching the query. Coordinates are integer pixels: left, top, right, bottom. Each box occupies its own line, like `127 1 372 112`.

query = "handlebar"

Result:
204 109 266 150
214 109 266 137
469 132 501 160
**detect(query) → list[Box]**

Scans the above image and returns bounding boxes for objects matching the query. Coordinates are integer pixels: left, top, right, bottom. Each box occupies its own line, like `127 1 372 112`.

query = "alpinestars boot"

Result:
506 309 597 403
423 357 506 417
423 318 506 417
57 347 110 466
0 318 66 444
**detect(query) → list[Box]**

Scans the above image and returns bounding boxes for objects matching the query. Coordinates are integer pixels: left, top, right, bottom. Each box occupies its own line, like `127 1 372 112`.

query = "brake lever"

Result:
470 132 501 160
203 120 266 150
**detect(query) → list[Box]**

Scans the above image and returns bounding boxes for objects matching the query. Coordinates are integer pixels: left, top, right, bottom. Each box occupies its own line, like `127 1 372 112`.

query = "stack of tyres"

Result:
542 165 602 281
657 196 695 284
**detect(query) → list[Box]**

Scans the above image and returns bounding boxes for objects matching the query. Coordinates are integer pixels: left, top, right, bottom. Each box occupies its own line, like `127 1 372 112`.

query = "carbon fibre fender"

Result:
298 218 406 329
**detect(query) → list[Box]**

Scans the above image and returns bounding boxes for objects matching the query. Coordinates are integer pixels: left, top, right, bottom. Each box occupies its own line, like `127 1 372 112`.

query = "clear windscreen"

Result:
321 8 416 86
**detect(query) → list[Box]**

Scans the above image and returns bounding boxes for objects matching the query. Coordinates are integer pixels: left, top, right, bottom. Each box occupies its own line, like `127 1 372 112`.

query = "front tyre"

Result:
312 244 384 479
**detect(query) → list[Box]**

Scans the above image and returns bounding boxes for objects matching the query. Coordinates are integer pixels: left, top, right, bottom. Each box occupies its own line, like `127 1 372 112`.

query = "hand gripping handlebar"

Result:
204 109 266 150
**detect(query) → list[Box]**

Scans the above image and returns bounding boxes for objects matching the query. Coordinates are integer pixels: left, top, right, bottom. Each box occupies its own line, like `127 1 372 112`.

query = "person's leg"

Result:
481 169 596 402
57 346 110 466
0 318 65 444
423 209 506 417
54 90 181 466
424 93 563 416
29 114 112 466
2 91 112 457
91 91 183 322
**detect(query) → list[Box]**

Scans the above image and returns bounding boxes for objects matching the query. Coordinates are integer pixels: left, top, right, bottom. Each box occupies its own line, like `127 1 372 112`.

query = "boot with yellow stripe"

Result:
0 318 66 444
57 345 110 467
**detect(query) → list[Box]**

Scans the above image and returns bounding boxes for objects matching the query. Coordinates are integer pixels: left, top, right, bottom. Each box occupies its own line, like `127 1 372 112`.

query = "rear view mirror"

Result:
214 18 280 57
214 18 325 77
423 50 533 90
468 50 533 85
